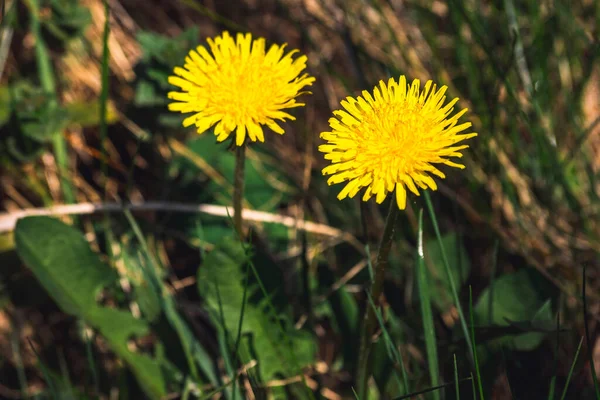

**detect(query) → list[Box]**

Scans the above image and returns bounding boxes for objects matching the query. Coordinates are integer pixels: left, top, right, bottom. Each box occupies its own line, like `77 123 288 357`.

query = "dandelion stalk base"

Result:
233 145 246 236
356 200 399 399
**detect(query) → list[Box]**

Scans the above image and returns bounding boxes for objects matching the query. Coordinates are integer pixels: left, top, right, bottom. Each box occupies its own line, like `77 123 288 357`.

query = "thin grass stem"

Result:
454 354 460 399
100 0 110 199
470 287 485 400
26 0 75 204
365 291 409 394
559 337 584 400
424 191 474 362
548 312 560 400
416 208 440 400
582 263 600 399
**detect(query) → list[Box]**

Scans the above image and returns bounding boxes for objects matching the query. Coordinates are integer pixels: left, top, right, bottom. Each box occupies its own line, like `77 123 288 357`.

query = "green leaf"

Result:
121 212 220 389
43 0 91 43
14 216 169 399
137 27 199 65
7 84 69 143
133 27 199 108
425 233 471 312
473 268 556 351
197 236 315 381
120 246 162 323
0 82 119 164
0 82 69 161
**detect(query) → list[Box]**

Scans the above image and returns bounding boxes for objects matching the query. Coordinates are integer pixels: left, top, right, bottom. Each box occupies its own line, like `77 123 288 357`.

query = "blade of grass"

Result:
503 0 533 96
547 312 560 400
57 350 76 400
356 200 399 399
582 263 600 399
0 2 15 81
454 354 460 399
212 254 247 399
230 256 250 399
79 320 99 395
27 338 59 399
424 191 474 362
365 291 409 395
181 377 193 400
11 328 29 400
301 230 314 331
416 208 440 400
124 211 220 388
470 286 485 400
559 337 584 400
177 0 246 31
487 240 499 325
198 362 258 400
216 325 245 400
393 377 473 400
25 0 74 204
99 0 110 199
197 219 244 400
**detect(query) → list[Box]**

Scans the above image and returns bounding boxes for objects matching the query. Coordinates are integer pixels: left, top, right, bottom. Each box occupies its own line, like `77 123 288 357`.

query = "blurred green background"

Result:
0 0 599 398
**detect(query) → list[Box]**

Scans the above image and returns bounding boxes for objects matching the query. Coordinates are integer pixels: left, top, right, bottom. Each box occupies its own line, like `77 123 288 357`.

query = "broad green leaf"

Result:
511 299 553 350
197 236 315 381
15 216 168 398
473 268 556 351
425 233 471 312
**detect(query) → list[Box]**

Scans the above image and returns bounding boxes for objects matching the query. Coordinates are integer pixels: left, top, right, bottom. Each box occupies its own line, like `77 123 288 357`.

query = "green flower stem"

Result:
99 0 110 199
233 145 246 237
27 0 75 204
356 200 399 399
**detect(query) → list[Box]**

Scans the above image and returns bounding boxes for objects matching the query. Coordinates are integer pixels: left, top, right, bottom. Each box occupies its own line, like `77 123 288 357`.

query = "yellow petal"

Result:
395 184 407 210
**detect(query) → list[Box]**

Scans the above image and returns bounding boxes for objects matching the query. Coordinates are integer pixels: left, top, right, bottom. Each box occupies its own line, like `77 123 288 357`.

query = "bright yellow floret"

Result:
319 76 477 210
167 31 315 146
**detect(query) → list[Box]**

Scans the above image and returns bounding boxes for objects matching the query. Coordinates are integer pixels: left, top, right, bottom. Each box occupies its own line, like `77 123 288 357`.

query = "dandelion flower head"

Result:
319 76 477 210
167 31 315 146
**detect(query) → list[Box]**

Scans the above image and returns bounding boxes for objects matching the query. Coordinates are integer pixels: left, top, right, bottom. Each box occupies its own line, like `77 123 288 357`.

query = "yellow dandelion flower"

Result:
319 76 477 210
167 31 315 146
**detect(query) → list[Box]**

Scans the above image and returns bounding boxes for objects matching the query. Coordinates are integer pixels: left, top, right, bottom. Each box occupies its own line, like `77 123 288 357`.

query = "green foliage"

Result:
197 236 315 381
416 210 440 400
42 0 91 45
123 211 220 389
14 217 169 399
473 268 557 351
0 83 68 161
4 0 598 397
0 82 119 163
132 27 200 129
425 233 471 312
